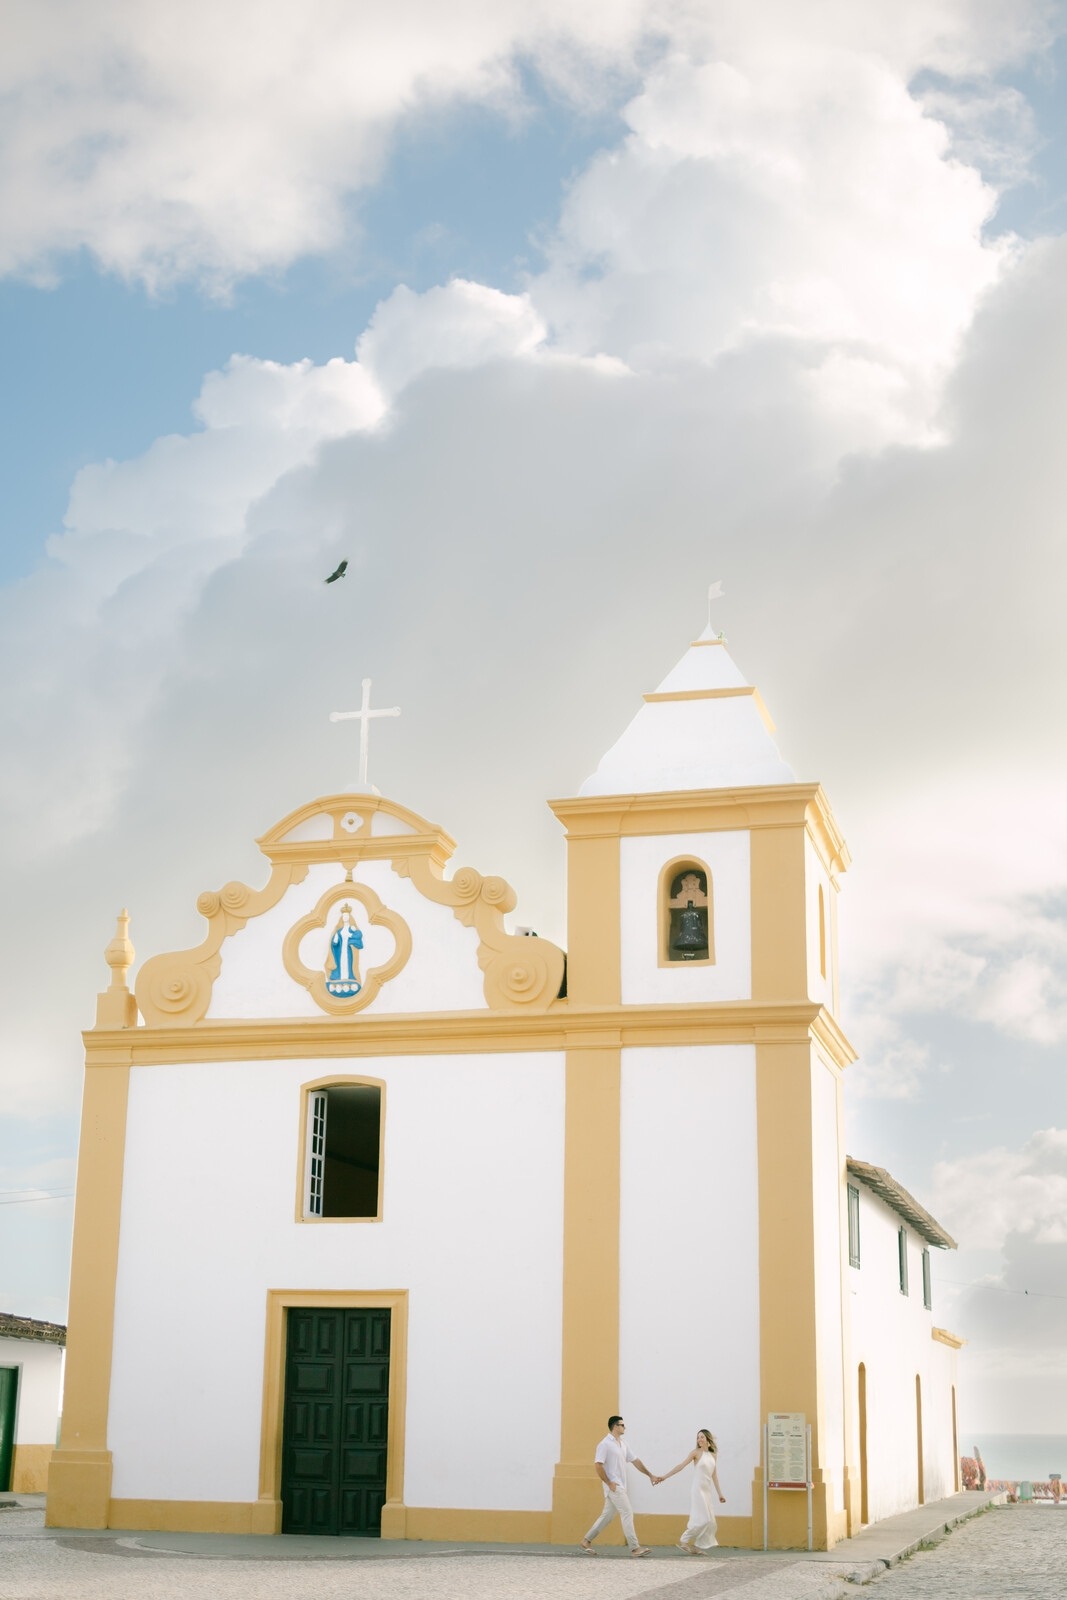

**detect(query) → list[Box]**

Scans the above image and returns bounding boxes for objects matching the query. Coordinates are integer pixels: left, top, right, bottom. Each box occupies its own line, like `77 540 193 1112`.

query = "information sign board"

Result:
767 1411 808 1489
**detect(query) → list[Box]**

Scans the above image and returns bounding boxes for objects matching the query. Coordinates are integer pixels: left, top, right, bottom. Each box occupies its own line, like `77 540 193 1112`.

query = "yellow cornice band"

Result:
84 1000 856 1069
550 784 850 879
931 1327 966 1349
642 684 775 732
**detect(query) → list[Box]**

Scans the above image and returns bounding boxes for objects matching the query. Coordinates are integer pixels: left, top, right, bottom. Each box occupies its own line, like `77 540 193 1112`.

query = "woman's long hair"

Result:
697 1428 717 1454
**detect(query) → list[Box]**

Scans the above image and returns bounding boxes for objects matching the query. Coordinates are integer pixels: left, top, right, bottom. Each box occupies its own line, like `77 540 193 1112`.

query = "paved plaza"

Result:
0 1496 1061 1600
862 1504 1066 1599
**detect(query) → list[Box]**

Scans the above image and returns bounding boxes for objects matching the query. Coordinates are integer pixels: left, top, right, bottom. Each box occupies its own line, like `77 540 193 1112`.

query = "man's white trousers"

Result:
583 1485 640 1550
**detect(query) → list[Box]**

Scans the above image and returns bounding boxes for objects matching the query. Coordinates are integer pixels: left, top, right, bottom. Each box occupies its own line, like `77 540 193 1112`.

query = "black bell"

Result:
671 902 708 957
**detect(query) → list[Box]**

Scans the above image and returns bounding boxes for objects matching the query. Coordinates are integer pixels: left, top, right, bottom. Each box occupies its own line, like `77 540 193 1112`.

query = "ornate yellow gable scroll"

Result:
133 794 565 1026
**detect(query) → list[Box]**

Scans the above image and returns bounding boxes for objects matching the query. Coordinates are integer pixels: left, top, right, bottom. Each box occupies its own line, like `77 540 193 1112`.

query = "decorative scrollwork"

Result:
135 862 307 1027
399 856 564 1010
128 792 563 1028
138 959 217 1023
449 867 482 903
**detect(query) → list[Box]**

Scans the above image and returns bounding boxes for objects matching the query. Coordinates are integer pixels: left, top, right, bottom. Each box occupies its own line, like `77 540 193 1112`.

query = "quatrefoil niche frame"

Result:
282 880 412 1016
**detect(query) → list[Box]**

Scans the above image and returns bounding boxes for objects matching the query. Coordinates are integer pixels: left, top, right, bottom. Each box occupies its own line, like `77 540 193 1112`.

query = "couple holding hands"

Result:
579 1414 725 1558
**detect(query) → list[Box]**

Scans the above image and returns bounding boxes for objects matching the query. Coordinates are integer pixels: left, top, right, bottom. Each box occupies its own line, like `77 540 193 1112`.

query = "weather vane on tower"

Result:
707 578 726 640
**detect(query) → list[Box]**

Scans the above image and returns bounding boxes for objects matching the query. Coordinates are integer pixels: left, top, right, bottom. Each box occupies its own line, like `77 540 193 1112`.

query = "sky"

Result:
1 0 1066 1443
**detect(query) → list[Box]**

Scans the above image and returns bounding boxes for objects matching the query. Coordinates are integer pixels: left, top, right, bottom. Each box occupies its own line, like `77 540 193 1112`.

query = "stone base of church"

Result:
550 1463 760 1547
393 1507 552 1541
10 1444 54 1494
45 1449 112 1528
749 1467 848 1551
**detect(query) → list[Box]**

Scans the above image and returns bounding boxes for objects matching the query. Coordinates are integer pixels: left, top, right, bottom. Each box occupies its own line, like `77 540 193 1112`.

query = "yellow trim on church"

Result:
54 777 864 1547
135 793 565 1026
642 684 776 731
46 1060 130 1528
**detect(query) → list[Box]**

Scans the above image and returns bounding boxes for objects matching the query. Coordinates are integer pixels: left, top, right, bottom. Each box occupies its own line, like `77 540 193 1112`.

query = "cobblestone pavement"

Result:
4 1502 1058 1600
867 1505 1067 1599
0 1505 853 1600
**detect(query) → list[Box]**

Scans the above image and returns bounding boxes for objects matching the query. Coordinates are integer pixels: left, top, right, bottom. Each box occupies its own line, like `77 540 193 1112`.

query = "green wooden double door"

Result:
281 1308 390 1536
0 1366 17 1492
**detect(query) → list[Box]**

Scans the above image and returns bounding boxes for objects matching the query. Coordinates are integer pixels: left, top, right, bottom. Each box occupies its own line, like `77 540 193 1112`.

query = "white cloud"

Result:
841 773 1067 1052
0 0 663 291
847 1036 932 1102
357 280 548 401
0 0 1051 295
932 1130 1067 1251
531 35 1022 450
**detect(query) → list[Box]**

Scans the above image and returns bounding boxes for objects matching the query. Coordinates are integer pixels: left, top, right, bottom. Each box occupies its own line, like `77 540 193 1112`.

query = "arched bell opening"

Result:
659 857 715 966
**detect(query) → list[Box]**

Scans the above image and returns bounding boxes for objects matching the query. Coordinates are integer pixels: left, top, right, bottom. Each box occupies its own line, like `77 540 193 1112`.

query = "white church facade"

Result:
47 626 961 1548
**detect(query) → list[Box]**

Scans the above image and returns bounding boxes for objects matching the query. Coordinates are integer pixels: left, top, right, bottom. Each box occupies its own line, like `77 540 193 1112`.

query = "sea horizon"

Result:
967 1434 1067 1483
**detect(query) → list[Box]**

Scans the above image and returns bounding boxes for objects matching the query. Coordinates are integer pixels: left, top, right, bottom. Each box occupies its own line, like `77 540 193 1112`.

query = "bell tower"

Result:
548 622 857 1549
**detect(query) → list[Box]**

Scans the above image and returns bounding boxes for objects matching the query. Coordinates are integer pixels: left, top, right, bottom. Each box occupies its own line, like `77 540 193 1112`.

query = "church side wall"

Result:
619 833 751 1005
617 1044 760 1526
107 1053 565 1513
848 1186 957 1521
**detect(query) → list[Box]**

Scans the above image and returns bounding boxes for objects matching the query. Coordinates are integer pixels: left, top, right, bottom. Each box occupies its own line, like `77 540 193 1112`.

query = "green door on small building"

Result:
0 1367 18 1492
281 1307 390 1535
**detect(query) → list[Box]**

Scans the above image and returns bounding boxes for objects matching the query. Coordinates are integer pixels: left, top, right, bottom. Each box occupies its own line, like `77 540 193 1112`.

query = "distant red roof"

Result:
0 1313 66 1346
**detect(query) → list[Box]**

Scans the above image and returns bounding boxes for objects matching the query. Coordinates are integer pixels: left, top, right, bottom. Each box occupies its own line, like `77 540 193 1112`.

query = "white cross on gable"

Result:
329 678 401 790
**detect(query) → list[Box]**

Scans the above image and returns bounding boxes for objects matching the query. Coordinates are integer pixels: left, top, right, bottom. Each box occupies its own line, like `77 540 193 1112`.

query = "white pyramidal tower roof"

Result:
578 624 796 796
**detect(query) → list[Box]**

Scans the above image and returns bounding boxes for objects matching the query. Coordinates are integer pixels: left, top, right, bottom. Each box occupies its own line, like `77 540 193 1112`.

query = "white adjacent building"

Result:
48 623 961 1547
0 1314 65 1493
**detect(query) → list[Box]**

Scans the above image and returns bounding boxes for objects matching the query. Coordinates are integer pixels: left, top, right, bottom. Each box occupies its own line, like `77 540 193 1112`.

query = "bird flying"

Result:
325 559 348 583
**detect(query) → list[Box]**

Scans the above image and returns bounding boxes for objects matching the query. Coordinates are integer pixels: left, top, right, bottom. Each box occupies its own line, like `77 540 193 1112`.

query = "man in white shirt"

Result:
579 1415 653 1557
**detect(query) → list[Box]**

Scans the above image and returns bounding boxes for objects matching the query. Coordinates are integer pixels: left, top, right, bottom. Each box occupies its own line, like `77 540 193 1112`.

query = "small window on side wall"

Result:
922 1248 932 1310
303 1082 383 1220
661 860 714 965
898 1226 909 1295
847 1184 861 1268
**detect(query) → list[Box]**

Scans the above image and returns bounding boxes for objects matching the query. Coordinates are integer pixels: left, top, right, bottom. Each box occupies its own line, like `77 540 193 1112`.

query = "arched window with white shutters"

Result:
300 1078 385 1221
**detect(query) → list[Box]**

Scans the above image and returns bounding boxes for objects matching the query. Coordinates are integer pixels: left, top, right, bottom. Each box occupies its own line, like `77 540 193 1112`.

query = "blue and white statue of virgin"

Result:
325 904 364 996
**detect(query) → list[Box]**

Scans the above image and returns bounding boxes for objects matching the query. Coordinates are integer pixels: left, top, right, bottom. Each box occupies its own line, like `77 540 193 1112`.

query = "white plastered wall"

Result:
847 1186 959 1521
207 860 488 1019
0 1337 63 1445
620 833 751 1005
108 1052 565 1511
618 1046 760 1519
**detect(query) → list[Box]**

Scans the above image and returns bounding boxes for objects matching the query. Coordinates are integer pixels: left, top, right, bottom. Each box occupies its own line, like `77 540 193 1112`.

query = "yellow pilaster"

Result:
750 823 808 1001
563 828 621 1007
551 806 624 1541
46 1058 130 1527
754 1039 822 1547
551 1039 622 1542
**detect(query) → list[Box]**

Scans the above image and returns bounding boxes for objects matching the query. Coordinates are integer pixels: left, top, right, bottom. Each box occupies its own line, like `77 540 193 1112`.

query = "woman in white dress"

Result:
653 1428 725 1553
